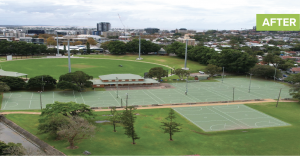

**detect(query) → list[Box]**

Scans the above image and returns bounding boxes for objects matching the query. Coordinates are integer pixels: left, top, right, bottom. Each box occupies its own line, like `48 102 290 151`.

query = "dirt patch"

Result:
60 64 97 69
191 130 211 136
156 59 166 63
155 117 163 120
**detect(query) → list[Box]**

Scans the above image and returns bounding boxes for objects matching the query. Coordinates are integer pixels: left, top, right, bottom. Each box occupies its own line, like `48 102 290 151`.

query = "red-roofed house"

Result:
290 67 300 74
280 56 292 60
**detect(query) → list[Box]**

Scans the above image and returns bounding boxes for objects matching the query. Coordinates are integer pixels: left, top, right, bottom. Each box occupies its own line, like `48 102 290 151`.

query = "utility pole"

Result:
38 91 43 111
56 32 59 55
249 74 253 93
139 35 141 59
222 67 224 83
68 38 71 73
183 39 188 70
276 88 282 107
116 77 118 98
41 76 44 92
185 76 188 95
233 87 235 102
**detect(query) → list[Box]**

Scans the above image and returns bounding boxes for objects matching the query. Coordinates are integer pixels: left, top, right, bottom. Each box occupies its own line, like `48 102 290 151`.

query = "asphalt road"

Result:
0 122 43 154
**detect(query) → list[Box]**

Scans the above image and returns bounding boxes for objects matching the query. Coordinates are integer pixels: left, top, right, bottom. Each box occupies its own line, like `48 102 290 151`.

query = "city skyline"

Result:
0 0 299 30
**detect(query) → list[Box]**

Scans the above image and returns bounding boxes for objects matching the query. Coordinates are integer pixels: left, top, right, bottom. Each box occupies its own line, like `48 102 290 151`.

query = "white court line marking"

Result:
80 92 85 104
237 117 271 120
255 120 281 127
214 105 240 109
222 111 254 113
241 105 290 125
194 83 231 101
73 90 78 103
142 90 160 104
173 109 208 131
221 83 263 99
31 93 33 99
214 107 255 127
29 100 32 108
194 120 228 123
146 90 166 103
3 93 13 109
108 92 120 106
207 106 246 128
182 113 217 115
173 89 197 102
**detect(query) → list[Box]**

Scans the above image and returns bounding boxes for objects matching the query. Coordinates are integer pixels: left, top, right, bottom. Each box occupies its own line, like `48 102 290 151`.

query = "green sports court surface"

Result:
1 78 292 110
173 105 290 132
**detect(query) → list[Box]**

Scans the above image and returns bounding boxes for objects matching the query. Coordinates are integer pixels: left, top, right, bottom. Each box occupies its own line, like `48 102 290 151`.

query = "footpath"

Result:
0 99 296 115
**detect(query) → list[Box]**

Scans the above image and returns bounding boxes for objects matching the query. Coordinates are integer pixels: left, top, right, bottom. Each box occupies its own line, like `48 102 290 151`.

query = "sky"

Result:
0 0 299 30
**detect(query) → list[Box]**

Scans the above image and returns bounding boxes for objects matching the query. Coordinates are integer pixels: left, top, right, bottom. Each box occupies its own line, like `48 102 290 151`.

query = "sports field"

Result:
174 104 290 132
1 78 292 110
0 58 169 79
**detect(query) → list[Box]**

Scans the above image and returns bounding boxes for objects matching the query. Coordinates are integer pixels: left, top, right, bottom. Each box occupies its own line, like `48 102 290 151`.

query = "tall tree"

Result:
160 109 182 141
108 107 120 132
26 75 57 90
58 116 96 149
286 73 300 100
108 41 127 55
100 41 112 50
57 71 93 91
0 77 26 90
86 42 91 54
87 38 97 45
121 106 140 144
250 65 282 79
38 101 95 138
205 64 222 77
148 67 166 81
0 81 10 92
174 69 190 79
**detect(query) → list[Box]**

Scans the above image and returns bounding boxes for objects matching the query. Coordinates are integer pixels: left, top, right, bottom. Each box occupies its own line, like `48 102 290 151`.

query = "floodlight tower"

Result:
182 39 189 70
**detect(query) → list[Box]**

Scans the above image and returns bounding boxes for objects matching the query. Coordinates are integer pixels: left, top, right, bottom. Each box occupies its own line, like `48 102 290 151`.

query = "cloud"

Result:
0 0 300 30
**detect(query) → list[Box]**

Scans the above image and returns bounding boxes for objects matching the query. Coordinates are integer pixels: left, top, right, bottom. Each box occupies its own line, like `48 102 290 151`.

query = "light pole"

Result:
41 76 44 91
38 91 43 111
116 77 118 98
276 88 282 107
67 38 71 73
56 32 59 55
183 39 188 70
274 63 279 82
222 67 224 83
139 35 141 59
248 74 253 93
185 76 188 95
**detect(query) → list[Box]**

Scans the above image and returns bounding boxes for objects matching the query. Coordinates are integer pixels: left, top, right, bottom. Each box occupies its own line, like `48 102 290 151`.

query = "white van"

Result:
199 71 205 74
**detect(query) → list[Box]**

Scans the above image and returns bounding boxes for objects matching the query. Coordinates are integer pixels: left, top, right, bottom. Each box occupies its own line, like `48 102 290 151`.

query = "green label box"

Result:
256 14 300 31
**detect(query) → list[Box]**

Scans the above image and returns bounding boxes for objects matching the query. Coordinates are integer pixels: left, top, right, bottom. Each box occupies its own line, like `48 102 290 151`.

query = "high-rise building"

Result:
97 22 111 33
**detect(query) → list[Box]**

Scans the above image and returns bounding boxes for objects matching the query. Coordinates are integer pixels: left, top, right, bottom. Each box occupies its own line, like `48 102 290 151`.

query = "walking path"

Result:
0 99 296 114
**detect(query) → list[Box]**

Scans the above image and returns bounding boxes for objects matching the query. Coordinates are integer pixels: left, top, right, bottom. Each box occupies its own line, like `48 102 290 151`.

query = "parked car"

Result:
283 74 287 77
199 71 205 74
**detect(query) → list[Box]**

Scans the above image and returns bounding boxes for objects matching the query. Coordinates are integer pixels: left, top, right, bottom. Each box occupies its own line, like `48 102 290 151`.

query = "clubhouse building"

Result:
91 74 159 88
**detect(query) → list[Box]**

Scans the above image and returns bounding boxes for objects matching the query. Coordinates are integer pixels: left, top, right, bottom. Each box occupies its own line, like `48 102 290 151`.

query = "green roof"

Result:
0 69 27 77
99 74 144 80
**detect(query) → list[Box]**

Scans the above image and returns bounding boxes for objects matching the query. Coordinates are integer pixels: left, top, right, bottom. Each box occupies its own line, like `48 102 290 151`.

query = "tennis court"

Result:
173 104 290 132
1 78 292 110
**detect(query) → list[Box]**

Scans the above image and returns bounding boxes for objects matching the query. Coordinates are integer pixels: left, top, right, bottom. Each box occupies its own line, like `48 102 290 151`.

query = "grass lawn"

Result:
5 102 300 155
76 55 206 73
1 58 169 79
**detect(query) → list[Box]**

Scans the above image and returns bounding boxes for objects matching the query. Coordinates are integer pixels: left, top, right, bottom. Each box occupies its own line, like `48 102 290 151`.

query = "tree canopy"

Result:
0 77 26 90
26 75 57 90
57 71 93 91
108 41 127 55
148 67 167 81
